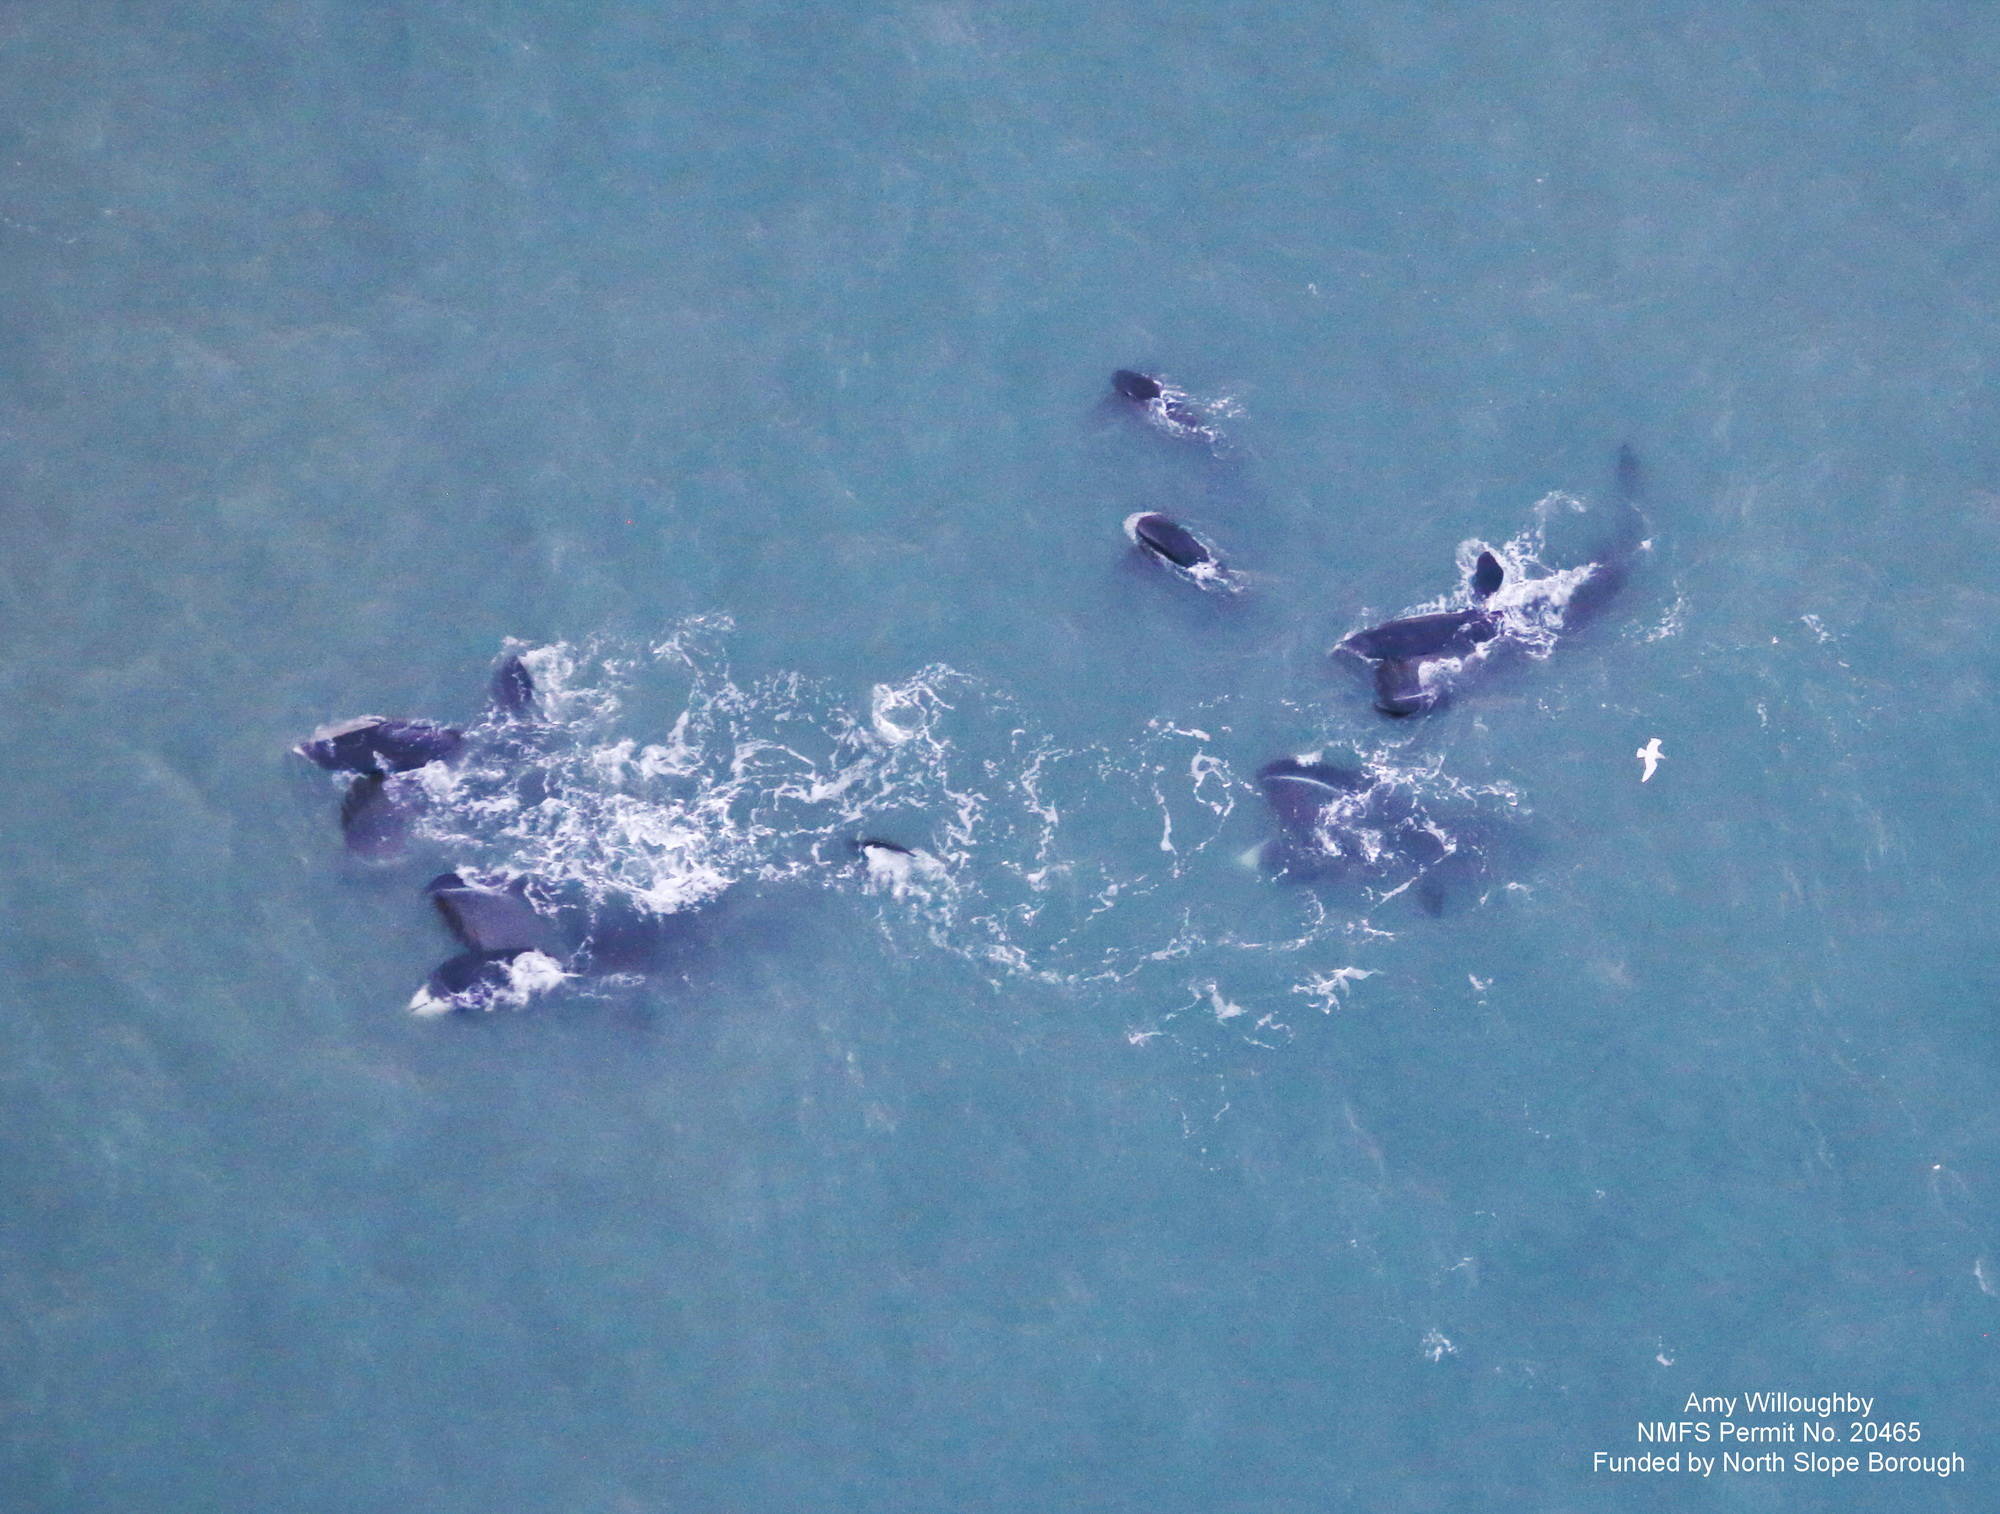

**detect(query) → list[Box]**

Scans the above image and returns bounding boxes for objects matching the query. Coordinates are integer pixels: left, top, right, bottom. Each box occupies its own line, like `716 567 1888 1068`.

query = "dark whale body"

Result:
338 773 427 859
1109 369 1207 433
301 717 460 857
412 872 564 1014
420 950 531 1008
428 871 555 955
1337 445 1652 717
1112 369 1163 402
1470 550 1505 601
1257 757 1368 841
1129 513 1209 570
1372 659 1433 719
1564 443 1650 629
1256 757 1478 916
852 836 913 859
1616 441 1644 503
1124 511 1230 587
1342 609 1499 663
297 717 463 777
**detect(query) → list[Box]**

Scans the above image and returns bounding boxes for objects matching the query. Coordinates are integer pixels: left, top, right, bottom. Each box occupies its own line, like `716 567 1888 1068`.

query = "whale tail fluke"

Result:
490 654 538 719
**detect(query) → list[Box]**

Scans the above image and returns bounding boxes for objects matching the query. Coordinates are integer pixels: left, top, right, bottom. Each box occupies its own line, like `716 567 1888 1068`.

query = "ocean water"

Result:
4 1 1999 1509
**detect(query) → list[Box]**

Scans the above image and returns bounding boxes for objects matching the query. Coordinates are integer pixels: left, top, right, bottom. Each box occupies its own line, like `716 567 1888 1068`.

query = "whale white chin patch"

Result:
860 842 945 901
406 986 457 1018
406 950 570 1017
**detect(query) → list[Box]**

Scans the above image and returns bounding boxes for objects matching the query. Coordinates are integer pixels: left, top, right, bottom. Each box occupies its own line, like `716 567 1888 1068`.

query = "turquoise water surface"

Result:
4 3 1999 1510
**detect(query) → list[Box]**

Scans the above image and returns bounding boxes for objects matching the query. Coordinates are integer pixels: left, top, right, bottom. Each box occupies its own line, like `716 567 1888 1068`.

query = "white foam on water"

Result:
1292 966 1380 1013
399 624 1519 1042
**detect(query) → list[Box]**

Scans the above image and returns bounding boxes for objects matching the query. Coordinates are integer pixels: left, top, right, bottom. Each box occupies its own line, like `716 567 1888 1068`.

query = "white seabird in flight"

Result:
1636 737 1664 782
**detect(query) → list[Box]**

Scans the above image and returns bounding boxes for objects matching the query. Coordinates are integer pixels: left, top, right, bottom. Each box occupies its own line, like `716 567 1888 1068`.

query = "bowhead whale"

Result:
1124 511 1232 589
409 871 566 1015
1255 756 1482 915
1109 369 1211 438
296 717 463 777
1336 446 1651 716
298 652 545 856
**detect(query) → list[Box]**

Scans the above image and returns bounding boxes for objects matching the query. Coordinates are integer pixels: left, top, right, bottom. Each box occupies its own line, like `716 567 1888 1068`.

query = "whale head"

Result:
1111 369 1164 402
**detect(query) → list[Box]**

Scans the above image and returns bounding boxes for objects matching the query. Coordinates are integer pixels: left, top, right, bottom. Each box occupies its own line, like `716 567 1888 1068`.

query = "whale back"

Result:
1342 609 1499 662
298 716 463 776
1111 369 1163 402
1128 512 1211 570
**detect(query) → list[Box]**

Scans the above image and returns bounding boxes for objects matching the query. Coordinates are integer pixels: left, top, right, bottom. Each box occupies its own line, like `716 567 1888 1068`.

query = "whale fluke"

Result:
490 655 537 718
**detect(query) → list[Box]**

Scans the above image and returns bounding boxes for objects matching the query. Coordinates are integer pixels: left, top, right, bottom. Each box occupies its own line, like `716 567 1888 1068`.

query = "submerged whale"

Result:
1124 511 1233 590
337 773 428 861
1255 756 1483 915
1109 369 1212 439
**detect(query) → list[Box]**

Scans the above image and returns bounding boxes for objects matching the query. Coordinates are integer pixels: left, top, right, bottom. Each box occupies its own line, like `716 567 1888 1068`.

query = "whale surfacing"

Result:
410 872 567 1014
1125 512 1232 589
296 716 463 777
489 655 538 718
1257 757 1368 841
1341 610 1499 664
1109 369 1211 438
